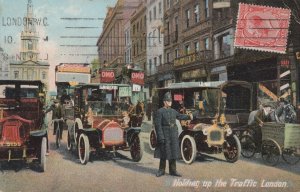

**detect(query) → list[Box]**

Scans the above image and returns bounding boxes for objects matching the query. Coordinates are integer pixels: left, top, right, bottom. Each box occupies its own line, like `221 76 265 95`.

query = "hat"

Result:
163 92 172 102
53 99 59 103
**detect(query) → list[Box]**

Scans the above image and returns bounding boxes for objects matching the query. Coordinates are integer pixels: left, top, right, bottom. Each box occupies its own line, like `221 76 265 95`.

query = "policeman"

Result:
154 92 193 177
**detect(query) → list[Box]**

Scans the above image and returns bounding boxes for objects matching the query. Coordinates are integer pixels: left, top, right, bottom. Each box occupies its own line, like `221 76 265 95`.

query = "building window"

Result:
217 33 232 59
158 27 161 43
153 30 156 45
149 10 152 22
153 6 157 20
14 71 19 79
185 44 190 55
144 15 146 27
159 55 162 65
175 16 178 31
204 37 210 50
194 4 200 23
133 25 136 35
204 0 209 18
148 32 152 46
194 41 200 52
166 52 170 63
166 0 170 9
154 57 157 66
28 40 33 50
137 22 139 32
149 59 152 74
175 49 179 58
185 9 190 28
42 72 46 79
159 2 162 14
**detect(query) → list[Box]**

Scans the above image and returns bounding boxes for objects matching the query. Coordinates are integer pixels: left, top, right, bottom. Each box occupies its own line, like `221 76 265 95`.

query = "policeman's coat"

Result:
154 107 191 160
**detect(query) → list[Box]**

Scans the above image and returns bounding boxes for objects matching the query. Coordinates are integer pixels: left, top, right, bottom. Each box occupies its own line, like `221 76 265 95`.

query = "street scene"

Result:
0 0 300 192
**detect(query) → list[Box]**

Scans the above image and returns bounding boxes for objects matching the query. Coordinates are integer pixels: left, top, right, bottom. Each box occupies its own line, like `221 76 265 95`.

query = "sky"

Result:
0 0 117 90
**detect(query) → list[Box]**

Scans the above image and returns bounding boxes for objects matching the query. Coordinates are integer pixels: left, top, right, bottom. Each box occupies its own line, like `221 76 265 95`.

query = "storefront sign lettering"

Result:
131 72 144 85
100 70 115 83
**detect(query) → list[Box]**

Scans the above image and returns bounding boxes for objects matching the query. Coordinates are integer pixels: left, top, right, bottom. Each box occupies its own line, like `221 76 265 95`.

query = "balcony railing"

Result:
174 50 213 67
157 62 173 73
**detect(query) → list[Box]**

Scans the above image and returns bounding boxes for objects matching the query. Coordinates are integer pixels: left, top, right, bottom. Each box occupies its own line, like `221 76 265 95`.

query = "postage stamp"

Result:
234 3 291 54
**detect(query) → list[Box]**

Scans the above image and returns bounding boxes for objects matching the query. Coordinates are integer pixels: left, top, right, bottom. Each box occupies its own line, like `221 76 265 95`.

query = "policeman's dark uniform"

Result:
45 99 63 137
154 92 192 177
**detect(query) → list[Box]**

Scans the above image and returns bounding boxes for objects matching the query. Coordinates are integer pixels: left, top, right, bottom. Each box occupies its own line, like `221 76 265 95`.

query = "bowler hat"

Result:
163 92 172 102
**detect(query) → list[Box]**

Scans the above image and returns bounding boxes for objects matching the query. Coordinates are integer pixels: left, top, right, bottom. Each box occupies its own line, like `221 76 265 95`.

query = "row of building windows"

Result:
149 1 163 22
13 71 47 79
148 27 162 47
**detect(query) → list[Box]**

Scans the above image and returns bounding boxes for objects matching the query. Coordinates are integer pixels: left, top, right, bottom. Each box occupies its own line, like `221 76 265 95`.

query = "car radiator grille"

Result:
209 130 222 141
103 127 124 145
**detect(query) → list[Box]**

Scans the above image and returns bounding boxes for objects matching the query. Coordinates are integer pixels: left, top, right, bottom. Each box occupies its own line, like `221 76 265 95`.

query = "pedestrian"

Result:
154 92 193 177
146 99 152 121
44 99 64 139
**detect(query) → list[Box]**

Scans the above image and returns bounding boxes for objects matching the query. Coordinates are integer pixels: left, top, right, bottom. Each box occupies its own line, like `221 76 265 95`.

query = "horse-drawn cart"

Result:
261 122 300 166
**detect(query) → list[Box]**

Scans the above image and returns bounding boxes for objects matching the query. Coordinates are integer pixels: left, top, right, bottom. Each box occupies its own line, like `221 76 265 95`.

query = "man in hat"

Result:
44 99 64 139
154 92 193 177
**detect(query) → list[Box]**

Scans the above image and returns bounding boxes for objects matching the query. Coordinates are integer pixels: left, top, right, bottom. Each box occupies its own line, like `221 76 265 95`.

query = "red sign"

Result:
234 3 291 54
174 94 183 101
100 70 115 83
131 72 144 85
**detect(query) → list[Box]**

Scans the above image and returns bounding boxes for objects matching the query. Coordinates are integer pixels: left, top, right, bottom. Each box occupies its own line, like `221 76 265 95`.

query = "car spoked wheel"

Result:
130 134 143 162
149 129 157 151
240 135 256 158
78 134 90 165
181 135 197 164
55 127 61 149
224 135 241 163
40 137 47 172
282 148 300 165
261 139 281 166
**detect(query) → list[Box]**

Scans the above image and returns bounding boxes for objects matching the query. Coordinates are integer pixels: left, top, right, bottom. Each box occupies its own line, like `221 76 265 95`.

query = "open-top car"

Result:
67 83 144 164
0 80 47 171
150 81 252 164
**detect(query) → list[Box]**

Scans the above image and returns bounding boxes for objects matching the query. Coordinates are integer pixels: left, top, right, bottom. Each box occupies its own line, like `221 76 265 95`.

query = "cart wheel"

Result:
224 135 241 163
55 127 61 149
40 137 47 172
181 135 197 164
78 134 90 165
67 131 73 151
240 135 256 158
261 139 281 166
282 148 300 165
130 134 144 162
149 129 157 151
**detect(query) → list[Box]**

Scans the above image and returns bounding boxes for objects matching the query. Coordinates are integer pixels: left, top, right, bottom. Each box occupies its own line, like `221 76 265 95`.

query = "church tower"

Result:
20 0 39 61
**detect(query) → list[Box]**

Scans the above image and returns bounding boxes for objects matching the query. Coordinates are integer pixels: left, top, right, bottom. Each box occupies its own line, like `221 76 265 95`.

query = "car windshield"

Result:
0 84 39 99
171 88 220 117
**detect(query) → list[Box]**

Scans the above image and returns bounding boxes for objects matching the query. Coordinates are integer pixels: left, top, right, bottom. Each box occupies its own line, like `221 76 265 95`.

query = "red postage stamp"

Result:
234 3 291 54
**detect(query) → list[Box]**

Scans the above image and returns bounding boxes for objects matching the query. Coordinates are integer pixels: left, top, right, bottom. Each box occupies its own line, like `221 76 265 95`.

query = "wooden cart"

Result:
261 122 300 166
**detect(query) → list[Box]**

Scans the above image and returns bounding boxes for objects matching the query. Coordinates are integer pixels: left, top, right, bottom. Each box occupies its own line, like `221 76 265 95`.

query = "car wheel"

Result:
224 135 241 163
240 135 256 158
181 135 197 164
149 129 157 151
40 137 47 172
282 148 300 165
78 133 90 165
130 134 144 162
261 139 281 166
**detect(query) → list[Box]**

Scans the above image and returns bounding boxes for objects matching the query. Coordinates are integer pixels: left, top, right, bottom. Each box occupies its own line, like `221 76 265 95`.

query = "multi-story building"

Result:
97 0 139 79
212 0 300 108
146 0 164 95
175 0 213 83
9 0 49 90
0 47 9 80
131 1 147 71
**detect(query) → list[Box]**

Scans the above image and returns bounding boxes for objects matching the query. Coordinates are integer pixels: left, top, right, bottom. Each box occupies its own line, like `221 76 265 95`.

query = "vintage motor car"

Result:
0 80 47 171
149 81 252 164
67 83 144 164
